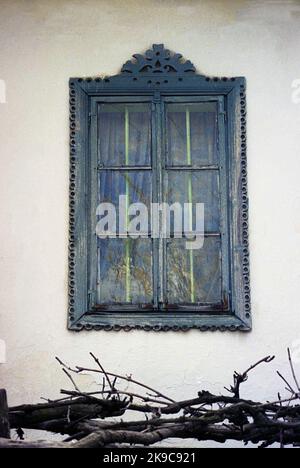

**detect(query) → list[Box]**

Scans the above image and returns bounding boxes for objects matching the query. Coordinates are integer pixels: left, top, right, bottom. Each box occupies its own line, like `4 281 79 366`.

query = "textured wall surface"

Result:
0 0 300 447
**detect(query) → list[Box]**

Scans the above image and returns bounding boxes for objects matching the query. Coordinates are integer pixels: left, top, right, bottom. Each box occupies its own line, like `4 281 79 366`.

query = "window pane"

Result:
166 237 222 304
98 103 151 166
98 170 152 232
98 238 153 304
165 170 220 232
166 102 218 166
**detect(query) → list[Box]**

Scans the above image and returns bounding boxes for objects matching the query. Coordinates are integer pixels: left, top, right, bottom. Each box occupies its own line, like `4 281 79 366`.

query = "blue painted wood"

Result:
68 44 251 332
68 81 89 327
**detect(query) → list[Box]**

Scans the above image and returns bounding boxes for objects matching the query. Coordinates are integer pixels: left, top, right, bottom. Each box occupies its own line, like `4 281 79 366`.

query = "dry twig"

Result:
3 349 300 448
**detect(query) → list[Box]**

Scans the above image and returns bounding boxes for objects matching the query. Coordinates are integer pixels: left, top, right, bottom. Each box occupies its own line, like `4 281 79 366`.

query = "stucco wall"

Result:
1 0 300 447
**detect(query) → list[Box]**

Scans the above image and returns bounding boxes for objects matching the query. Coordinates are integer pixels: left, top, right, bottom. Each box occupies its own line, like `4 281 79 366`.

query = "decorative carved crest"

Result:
121 44 196 74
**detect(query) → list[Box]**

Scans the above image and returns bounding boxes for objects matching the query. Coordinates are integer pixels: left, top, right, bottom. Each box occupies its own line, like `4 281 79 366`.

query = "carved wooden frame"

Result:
68 44 251 332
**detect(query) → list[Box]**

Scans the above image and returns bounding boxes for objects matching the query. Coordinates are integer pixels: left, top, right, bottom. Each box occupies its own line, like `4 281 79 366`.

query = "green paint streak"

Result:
186 109 195 303
125 106 131 302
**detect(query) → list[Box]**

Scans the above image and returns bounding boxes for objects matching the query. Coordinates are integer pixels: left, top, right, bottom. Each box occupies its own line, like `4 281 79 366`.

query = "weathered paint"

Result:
69 45 250 331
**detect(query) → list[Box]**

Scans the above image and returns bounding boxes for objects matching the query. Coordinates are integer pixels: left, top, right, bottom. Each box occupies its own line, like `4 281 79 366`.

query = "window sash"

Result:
161 96 230 310
88 95 230 312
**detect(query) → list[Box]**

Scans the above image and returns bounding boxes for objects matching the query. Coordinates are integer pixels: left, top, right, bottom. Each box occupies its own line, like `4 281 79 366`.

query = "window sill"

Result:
68 311 251 332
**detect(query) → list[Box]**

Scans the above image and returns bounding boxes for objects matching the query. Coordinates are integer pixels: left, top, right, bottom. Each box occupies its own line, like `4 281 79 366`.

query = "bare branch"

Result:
225 355 275 398
62 368 81 393
276 371 296 395
75 366 174 404
288 348 300 393
3 352 300 449
89 352 114 392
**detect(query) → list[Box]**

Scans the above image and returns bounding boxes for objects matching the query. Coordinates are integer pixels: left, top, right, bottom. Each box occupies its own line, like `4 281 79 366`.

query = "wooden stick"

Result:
0 389 10 438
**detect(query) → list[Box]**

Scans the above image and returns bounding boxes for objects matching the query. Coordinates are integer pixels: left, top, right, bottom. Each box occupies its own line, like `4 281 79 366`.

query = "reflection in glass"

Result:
166 170 220 232
98 103 151 167
167 102 218 166
98 171 152 232
167 238 222 304
98 238 153 304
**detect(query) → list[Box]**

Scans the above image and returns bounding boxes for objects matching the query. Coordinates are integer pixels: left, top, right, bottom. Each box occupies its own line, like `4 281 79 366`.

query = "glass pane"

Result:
166 237 222 304
167 102 218 166
165 170 220 232
98 103 151 166
98 238 153 304
98 170 152 232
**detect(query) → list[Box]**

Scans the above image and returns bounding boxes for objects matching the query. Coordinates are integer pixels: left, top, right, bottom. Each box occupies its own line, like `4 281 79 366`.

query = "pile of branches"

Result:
1 349 300 448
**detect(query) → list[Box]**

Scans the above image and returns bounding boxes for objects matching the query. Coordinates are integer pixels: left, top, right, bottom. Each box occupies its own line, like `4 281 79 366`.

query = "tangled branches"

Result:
1 349 300 448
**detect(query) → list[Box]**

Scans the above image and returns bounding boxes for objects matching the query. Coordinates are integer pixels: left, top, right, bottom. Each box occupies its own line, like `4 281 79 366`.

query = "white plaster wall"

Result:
0 0 300 447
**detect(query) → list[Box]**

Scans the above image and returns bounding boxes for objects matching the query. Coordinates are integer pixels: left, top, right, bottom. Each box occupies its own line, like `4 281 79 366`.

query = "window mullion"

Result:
89 99 99 308
160 100 168 309
124 106 131 303
217 97 231 308
151 101 159 309
153 99 165 309
185 108 195 303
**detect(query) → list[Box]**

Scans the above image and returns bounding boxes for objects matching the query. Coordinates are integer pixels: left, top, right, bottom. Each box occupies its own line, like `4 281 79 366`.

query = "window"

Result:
68 44 251 331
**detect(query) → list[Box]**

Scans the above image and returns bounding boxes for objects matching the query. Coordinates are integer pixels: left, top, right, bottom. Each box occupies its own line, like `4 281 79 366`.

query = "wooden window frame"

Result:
68 44 251 332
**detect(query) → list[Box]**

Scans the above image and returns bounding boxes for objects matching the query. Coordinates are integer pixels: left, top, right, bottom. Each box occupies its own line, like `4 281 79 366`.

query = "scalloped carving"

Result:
71 323 248 332
68 80 76 324
239 83 251 320
121 44 196 74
